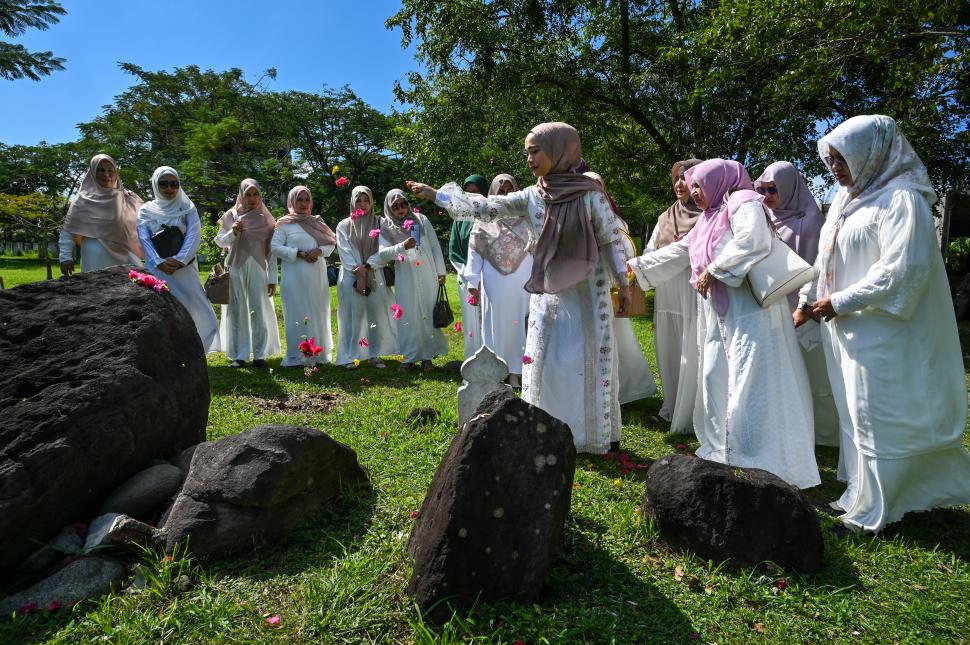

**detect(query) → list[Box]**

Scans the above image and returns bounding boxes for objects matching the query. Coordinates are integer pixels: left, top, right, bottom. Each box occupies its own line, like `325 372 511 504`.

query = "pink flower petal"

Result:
412 207 421 215
47 599 62 612
465 294 478 305
397 254 405 262
522 354 533 365
266 614 281 625
390 304 403 319
368 229 380 238
453 321 462 332
358 337 369 348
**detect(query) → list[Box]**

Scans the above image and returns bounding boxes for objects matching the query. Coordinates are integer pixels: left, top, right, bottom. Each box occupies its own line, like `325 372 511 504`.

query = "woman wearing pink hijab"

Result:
215 178 281 368
755 161 839 448
630 159 819 489
408 122 632 455
271 186 337 368
58 154 143 274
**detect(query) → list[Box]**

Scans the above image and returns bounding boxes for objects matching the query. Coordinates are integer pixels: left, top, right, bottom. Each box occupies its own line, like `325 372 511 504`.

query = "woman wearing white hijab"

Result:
215 178 281 368
271 185 337 367
377 189 448 372
462 173 534 388
59 154 143 274
334 185 398 368
797 114 970 532
136 166 219 352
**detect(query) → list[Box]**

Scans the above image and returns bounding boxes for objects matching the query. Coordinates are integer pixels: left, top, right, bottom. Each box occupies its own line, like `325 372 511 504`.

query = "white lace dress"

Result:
631 201 820 488
437 184 629 454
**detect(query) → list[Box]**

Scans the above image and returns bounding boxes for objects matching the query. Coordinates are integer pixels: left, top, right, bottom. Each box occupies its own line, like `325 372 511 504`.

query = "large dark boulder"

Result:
406 389 576 624
0 266 209 579
163 425 368 558
644 454 824 572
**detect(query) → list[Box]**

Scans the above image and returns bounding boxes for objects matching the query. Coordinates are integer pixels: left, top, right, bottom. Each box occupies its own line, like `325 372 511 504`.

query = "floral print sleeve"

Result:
435 182 532 222
588 192 629 285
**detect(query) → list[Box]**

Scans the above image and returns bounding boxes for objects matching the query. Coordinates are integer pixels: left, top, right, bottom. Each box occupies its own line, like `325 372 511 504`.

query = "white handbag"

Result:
746 211 815 308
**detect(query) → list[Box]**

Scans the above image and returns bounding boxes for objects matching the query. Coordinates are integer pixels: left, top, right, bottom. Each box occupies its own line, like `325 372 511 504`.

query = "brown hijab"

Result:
470 174 533 275
654 158 703 248
218 178 276 269
62 154 144 262
275 186 337 246
524 122 602 294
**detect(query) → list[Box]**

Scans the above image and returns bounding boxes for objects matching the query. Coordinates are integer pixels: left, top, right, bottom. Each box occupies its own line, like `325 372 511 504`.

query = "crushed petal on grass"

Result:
776 578 787 590
47 599 62 612
17 602 38 614
265 614 281 625
408 510 419 519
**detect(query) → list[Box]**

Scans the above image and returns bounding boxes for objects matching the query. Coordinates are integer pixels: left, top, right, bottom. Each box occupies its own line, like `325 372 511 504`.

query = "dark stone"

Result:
163 424 368 559
643 454 824 572
83 513 165 553
407 407 439 424
12 526 85 587
406 388 576 624
98 464 185 521
0 266 209 579
0 557 127 617
168 444 199 475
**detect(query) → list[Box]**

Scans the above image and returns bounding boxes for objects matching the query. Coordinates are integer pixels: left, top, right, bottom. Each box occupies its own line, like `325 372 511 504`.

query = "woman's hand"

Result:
695 270 716 299
615 285 631 316
406 181 437 202
355 276 368 294
59 260 75 276
812 297 838 322
403 237 417 250
158 258 181 275
301 248 321 263
232 220 245 234
438 275 446 286
352 264 368 277
267 284 276 297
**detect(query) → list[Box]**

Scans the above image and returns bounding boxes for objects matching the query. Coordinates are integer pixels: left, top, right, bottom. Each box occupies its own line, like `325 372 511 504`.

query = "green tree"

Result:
388 0 968 228
0 0 65 80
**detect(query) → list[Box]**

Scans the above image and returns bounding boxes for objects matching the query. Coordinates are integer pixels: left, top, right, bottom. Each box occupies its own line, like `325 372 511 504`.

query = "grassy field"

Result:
2 257 969 644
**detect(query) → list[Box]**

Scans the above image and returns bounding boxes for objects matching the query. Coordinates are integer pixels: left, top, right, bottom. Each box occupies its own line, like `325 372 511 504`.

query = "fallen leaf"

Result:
674 565 685 581
753 622 765 633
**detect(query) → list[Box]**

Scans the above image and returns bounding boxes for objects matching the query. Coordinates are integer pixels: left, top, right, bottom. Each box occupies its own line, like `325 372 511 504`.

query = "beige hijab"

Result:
380 189 416 245
344 185 380 261
654 159 703 248
470 174 533 275
62 154 144 263
525 122 602 294
218 178 276 269
275 186 336 246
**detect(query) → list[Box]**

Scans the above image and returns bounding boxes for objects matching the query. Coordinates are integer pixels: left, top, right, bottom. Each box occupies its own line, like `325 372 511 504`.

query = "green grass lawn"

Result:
3 257 969 644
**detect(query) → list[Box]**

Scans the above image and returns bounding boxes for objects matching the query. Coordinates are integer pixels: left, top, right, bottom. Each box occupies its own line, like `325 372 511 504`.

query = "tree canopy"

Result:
0 0 65 80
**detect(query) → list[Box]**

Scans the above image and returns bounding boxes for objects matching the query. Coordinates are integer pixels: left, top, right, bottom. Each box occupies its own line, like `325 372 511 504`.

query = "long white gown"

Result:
271 223 336 367
58 231 140 271
805 187 970 531
438 185 629 454
644 225 700 433
614 224 657 406
631 201 820 488
136 210 220 352
334 218 399 365
454 261 484 361
376 213 449 363
463 245 533 376
214 228 281 361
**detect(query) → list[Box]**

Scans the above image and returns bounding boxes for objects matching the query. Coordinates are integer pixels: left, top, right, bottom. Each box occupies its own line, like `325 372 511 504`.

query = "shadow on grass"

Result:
882 507 970 562
411 516 694 643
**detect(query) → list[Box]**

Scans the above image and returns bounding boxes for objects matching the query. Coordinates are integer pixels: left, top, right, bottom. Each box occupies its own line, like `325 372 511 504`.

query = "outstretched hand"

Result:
406 181 437 202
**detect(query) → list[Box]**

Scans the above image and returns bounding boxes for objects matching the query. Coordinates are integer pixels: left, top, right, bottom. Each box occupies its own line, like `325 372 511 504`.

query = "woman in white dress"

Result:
271 185 337 367
59 154 143 275
797 114 970 531
755 161 839 447
136 166 219 352
215 178 281 368
408 122 633 455
584 171 657 407
463 173 534 388
643 159 703 433
450 174 486 361
377 189 448 372
334 185 398 369
630 159 820 488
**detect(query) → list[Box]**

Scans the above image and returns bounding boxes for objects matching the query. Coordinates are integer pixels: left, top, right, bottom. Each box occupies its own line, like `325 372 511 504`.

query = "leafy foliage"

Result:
0 0 65 80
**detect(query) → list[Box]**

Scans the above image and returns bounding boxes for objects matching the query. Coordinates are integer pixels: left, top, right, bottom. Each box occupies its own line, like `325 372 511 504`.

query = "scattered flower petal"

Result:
412 207 421 215
408 510 419 519
465 294 478 305
266 614 281 625
47 600 62 612
358 337 369 348
335 176 349 188
402 218 414 231
676 443 687 450
391 304 403 320
397 254 405 262
454 321 462 332
414 260 421 266
776 578 787 590
331 164 340 174
368 228 380 239
17 602 38 614
522 355 534 365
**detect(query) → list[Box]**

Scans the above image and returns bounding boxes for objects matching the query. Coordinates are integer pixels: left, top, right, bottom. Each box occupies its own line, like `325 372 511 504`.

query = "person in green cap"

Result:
450 174 487 361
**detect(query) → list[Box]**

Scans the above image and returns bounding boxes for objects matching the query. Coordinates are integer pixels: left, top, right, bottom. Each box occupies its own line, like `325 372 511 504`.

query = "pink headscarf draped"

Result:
275 185 337 246
218 178 276 270
62 154 144 263
754 161 823 265
524 122 602 294
685 159 759 315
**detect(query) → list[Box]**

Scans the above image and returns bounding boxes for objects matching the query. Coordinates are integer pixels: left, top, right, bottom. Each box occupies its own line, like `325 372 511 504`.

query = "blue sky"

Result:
0 0 421 146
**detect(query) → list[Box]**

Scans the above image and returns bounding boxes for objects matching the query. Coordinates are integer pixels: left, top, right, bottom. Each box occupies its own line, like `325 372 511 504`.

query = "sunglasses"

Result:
823 155 847 168
158 180 180 189
755 186 778 195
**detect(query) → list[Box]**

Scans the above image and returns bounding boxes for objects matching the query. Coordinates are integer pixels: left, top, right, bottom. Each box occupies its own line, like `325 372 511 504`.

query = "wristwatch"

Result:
799 303 812 312
297 250 305 259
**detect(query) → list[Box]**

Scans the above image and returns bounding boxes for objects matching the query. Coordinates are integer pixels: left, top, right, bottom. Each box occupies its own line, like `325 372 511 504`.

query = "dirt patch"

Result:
243 392 345 415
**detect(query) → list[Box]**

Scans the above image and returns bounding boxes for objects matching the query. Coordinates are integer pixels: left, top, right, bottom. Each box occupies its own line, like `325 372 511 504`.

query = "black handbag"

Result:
432 283 454 328
383 266 395 288
151 224 185 259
